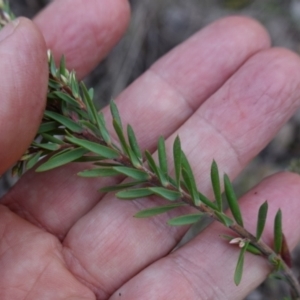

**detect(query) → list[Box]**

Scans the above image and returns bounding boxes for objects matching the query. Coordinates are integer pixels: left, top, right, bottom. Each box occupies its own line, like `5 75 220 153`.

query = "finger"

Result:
105 16 271 150
33 0 130 79
0 205 95 299
0 18 48 175
3 17 270 238
61 48 300 297
109 172 300 300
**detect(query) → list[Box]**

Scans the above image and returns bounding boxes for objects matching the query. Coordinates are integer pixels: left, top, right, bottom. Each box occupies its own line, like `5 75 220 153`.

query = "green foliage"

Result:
234 241 249 286
37 121 58 134
26 151 42 169
116 188 154 199
11 45 294 296
173 136 182 187
44 111 83 133
215 211 234 227
210 160 222 211
148 187 181 201
78 167 121 178
224 174 244 226
2 0 294 292
113 167 149 181
127 124 142 161
66 136 119 159
110 100 123 130
145 151 168 186
36 148 88 172
181 152 200 205
158 136 168 175
274 209 283 254
134 203 184 218
167 213 202 226
256 201 268 240
100 181 147 193
113 119 129 155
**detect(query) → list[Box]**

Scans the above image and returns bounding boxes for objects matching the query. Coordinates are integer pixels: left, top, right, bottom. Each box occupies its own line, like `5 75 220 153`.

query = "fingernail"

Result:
0 18 19 42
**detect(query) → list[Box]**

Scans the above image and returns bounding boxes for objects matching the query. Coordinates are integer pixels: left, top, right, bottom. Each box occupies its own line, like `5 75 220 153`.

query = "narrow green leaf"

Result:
182 168 193 193
70 71 79 98
274 209 283 254
246 244 262 256
50 148 71 159
182 168 200 206
49 91 78 107
26 151 42 169
41 133 64 145
36 147 88 172
145 150 157 172
94 162 121 167
127 124 142 160
32 142 60 151
78 167 121 177
100 180 146 192
256 201 268 240
158 136 168 175
73 155 104 162
97 112 111 144
234 241 249 286
148 187 181 201
224 174 243 227
116 188 154 199
66 136 119 159
44 110 82 133
113 119 129 155
127 148 141 168
166 174 177 187
38 121 58 134
135 203 184 218
88 88 94 100
173 136 182 187
60 98 68 115
181 152 200 205
110 100 122 130
49 52 57 76
145 151 168 186
81 82 97 124
48 79 62 89
79 120 99 134
167 213 202 226
198 192 218 210
215 211 234 227
113 166 149 181
211 160 222 211
59 55 66 77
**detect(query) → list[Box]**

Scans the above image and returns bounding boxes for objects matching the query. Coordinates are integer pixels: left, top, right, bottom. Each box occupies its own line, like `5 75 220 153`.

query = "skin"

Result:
1 0 300 299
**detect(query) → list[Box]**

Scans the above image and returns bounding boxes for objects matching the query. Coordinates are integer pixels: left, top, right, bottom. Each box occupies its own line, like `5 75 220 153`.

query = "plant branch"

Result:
1 1 300 298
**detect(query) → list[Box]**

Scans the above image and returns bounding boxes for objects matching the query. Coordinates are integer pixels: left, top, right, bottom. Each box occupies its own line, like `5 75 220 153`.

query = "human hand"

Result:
1 1 300 299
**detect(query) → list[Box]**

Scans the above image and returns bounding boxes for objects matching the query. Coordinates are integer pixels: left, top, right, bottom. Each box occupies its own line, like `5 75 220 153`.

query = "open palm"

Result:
1 1 300 299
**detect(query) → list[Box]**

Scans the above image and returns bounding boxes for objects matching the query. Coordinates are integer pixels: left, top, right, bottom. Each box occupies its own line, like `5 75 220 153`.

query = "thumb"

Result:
0 17 48 176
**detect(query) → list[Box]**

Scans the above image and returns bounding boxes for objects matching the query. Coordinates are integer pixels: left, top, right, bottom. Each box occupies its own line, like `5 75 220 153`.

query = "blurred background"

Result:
3 0 300 299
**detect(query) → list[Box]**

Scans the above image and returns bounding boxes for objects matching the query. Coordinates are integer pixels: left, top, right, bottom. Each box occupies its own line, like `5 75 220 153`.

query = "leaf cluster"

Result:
14 50 290 287
1 1 298 297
